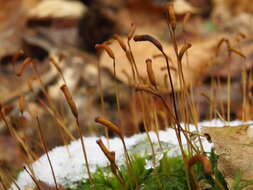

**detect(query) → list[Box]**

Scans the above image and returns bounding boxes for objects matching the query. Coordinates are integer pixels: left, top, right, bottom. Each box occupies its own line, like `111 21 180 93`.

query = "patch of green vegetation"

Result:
69 149 253 190
231 171 253 190
203 21 216 32
69 150 227 190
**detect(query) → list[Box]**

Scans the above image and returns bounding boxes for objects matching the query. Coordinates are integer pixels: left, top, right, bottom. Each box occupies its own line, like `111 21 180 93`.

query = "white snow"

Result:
10 120 253 190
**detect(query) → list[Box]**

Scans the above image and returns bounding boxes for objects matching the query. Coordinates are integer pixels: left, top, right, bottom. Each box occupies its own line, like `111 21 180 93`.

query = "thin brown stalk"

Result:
38 99 75 141
153 109 163 150
3 169 21 190
178 43 192 63
113 34 127 51
128 23 137 41
23 166 41 190
216 38 231 122
127 23 140 80
30 59 58 116
60 85 92 184
135 85 199 154
60 85 78 118
16 57 32 77
35 117 59 190
49 57 66 84
94 47 108 143
95 44 115 59
0 106 37 162
146 59 157 89
0 177 8 190
114 33 136 82
95 43 121 126
165 3 176 31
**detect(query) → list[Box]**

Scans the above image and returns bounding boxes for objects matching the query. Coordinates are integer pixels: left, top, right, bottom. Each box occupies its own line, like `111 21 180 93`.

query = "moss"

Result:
68 150 232 190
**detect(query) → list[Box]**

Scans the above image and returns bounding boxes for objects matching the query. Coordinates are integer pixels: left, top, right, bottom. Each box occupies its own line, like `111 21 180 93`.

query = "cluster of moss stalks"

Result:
71 3 253 189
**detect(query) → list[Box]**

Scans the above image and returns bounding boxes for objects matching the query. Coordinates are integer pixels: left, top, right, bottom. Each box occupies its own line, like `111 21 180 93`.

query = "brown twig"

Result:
35 117 59 190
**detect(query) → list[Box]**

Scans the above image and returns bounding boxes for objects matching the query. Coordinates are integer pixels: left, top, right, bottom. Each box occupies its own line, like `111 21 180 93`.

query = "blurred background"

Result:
0 0 253 181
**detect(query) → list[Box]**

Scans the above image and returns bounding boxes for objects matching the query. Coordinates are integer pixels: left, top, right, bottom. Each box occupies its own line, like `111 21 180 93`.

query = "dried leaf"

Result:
99 35 220 92
203 125 253 188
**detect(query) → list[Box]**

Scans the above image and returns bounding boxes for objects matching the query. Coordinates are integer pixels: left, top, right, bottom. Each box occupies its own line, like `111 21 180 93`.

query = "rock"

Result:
203 125 253 189
28 0 87 20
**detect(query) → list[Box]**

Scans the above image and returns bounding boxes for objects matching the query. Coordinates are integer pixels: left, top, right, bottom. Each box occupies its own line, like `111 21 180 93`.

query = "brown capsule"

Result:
16 57 32 77
113 34 127 51
12 50 24 63
146 59 157 88
95 117 122 138
134 34 163 52
200 92 211 102
153 53 173 63
128 23 137 41
27 79 34 92
188 154 212 175
238 32 246 39
96 139 114 162
125 50 133 63
229 48 246 59
160 66 177 72
30 60 39 73
153 53 164 59
60 85 78 118
178 43 192 62
164 74 168 89
19 96 26 114
165 3 177 31
95 44 115 59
